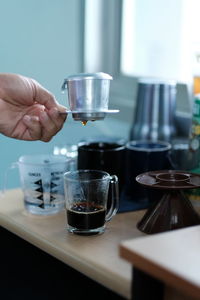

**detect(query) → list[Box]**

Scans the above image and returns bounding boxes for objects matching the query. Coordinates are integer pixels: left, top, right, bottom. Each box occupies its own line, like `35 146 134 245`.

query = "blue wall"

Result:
0 0 83 101
0 0 129 189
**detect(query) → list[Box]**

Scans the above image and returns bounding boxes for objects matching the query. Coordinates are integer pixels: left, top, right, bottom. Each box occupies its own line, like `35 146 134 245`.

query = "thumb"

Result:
22 115 42 141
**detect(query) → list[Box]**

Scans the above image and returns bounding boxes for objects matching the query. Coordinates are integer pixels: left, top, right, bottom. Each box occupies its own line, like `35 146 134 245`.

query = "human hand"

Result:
0 73 67 142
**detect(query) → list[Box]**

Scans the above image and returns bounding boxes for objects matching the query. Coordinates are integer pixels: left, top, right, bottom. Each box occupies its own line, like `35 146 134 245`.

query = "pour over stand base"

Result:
136 170 200 234
137 190 200 234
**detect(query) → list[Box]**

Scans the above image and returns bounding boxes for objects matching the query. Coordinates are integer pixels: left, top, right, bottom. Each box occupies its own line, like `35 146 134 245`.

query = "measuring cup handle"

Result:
69 158 77 171
3 162 18 195
106 175 119 222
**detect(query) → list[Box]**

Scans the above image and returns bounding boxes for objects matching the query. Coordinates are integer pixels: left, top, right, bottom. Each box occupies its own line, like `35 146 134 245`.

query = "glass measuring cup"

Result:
10 154 72 215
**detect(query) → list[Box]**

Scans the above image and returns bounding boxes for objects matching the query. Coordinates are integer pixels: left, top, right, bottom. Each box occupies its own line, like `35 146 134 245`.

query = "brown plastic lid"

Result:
136 170 200 190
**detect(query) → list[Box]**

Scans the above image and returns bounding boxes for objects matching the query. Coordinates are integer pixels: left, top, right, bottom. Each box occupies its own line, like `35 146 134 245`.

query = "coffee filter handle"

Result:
61 79 68 93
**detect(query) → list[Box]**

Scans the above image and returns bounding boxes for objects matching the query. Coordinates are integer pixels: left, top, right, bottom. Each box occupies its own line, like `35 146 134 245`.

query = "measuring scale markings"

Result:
34 179 42 185
25 169 63 210
35 186 43 193
32 177 44 208
32 177 62 208
21 155 68 215
36 193 44 208
50 182 58 188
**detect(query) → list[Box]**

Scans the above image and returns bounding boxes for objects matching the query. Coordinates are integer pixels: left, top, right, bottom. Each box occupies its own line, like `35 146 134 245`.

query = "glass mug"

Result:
64 170 119 235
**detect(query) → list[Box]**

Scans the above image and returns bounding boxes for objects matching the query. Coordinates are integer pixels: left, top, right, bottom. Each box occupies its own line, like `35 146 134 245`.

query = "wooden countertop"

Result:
120 225 200 300
0 189 146 299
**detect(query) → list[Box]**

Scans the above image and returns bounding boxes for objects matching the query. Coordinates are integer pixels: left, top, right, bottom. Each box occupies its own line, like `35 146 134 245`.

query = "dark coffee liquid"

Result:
67 202 106 230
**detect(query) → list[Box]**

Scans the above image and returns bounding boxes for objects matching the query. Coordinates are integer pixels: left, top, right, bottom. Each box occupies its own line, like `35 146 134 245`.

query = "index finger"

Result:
32 79 58 110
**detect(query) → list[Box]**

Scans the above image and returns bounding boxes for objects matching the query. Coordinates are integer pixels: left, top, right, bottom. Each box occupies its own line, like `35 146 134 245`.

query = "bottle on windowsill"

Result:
193 53 200 95
187 53 200 208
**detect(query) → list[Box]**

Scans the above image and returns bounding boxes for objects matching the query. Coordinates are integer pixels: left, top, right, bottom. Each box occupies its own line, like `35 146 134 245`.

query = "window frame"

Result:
83 0 191 123
83 0 137 121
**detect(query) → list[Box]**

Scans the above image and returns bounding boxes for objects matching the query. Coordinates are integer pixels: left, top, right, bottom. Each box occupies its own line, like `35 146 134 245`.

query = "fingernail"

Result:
32 116 39 122
23 115 31 122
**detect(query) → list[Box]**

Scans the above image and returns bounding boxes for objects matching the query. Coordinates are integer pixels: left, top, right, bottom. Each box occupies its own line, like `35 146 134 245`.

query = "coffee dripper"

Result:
61 72 119 123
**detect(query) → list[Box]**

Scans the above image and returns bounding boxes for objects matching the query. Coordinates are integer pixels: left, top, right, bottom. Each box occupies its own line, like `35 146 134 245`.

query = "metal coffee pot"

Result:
130 78 177 142
61 72 119 122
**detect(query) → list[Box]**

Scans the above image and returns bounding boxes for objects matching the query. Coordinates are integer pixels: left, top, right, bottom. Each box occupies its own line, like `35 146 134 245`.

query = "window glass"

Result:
121 0 200 83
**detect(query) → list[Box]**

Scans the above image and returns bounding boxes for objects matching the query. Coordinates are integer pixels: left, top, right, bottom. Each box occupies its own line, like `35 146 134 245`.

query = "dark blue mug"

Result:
124 140 172 209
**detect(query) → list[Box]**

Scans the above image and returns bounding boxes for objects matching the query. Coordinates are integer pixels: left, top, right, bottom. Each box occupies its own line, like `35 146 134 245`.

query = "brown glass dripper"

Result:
136 170 200 234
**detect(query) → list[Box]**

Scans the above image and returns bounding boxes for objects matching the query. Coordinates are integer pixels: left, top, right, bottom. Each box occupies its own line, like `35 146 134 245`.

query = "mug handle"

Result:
166 150 177 170
106 175 119 221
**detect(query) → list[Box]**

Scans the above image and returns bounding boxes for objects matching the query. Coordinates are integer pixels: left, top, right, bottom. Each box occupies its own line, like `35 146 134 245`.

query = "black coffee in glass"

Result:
67 202 106 230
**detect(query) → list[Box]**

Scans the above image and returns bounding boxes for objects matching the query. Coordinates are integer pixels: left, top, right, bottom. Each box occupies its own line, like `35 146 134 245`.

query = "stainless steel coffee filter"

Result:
61 72 119 121
130 78 177 142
